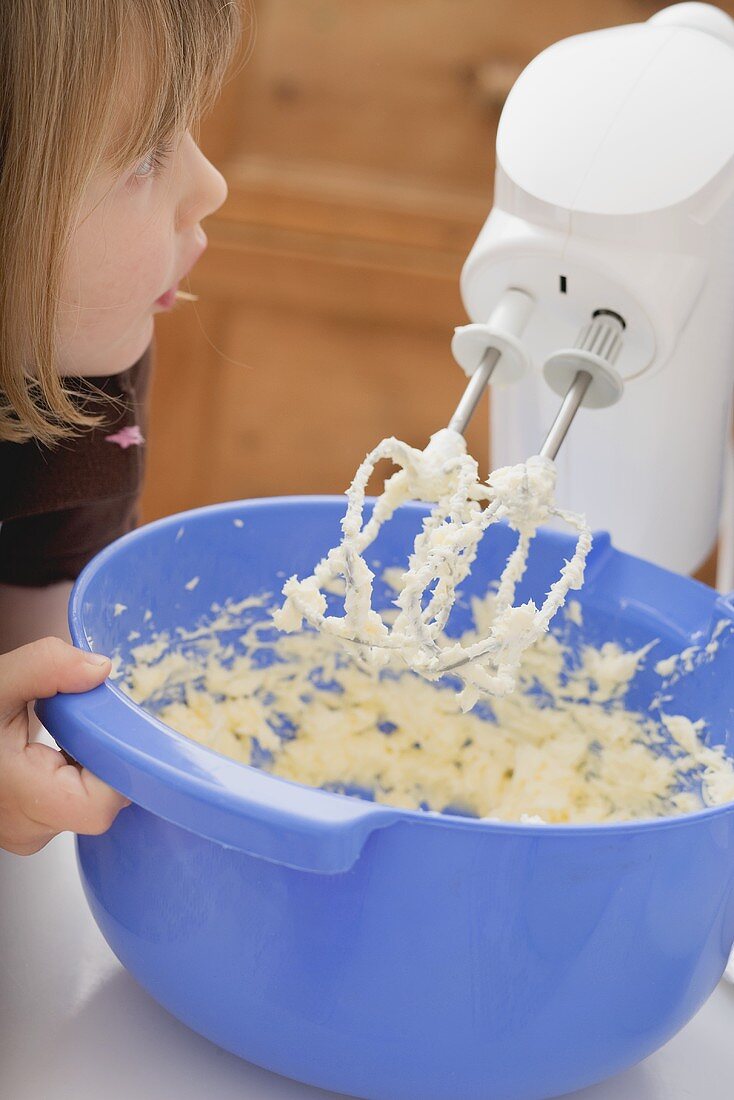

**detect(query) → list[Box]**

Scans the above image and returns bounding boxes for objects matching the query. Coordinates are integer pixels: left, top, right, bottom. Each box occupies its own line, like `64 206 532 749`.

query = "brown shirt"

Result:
0 345 152 586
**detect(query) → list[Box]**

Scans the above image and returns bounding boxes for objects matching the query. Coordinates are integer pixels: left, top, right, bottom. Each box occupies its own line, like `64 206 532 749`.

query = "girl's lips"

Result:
155 284 179 310
154 237 207 310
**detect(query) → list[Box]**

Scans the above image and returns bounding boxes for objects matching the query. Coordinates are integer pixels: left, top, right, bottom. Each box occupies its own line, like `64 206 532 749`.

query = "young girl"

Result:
0 0 244 854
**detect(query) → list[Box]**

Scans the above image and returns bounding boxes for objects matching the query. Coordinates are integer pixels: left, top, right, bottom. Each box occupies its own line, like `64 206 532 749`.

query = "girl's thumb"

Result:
0 637 111 716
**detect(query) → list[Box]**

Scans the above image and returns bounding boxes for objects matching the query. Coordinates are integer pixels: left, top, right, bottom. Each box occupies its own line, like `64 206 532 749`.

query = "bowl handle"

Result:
36 682 402 874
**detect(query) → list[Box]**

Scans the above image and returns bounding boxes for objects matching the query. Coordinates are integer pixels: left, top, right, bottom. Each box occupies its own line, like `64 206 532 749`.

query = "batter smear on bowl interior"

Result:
119 590 734 824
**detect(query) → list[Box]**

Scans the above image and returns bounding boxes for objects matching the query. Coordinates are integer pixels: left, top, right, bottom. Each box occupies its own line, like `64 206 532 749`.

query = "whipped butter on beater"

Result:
275 429 592 709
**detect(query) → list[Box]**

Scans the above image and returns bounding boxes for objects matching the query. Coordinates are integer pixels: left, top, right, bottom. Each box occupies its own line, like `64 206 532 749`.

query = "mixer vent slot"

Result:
559 275 567 294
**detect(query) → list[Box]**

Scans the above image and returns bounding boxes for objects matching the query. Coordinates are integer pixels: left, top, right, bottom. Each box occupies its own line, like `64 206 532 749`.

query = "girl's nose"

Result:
178 135 228 228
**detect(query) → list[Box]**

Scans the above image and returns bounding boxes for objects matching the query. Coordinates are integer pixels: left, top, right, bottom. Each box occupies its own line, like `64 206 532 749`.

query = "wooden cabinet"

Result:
142 0 731 574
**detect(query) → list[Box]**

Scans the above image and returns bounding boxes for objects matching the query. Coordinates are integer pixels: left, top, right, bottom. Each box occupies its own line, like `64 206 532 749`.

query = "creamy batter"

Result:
119 593 734 824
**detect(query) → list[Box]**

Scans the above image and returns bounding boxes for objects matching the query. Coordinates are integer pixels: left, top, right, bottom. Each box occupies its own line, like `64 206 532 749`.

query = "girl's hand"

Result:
0 637 130 855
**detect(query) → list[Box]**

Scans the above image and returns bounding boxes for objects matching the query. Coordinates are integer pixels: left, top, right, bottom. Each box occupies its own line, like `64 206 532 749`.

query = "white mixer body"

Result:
460 4 734 574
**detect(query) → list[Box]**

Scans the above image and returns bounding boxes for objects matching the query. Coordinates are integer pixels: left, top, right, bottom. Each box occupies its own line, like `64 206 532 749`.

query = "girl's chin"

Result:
95 317 155 376
116 316 155 367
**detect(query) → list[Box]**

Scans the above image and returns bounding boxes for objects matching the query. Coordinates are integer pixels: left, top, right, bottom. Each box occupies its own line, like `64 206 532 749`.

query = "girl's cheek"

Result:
68 188 175 316
98 240 168 310
123 226 173 291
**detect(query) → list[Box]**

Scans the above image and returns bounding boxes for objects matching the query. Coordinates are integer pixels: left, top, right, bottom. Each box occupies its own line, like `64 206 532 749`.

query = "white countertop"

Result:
2 832 732 1100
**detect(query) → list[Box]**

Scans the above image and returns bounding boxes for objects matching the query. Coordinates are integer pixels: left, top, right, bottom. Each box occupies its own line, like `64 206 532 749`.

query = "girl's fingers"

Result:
0 638 128 852
12 741 129 838
1 831 56 857
0 636 111 723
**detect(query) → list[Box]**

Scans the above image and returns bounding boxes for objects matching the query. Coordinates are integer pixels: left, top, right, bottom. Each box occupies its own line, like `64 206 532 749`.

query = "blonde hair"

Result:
0 0 245 444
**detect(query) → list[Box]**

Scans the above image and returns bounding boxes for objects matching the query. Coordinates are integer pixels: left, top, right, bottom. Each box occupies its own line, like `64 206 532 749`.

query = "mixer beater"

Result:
275 291 627 708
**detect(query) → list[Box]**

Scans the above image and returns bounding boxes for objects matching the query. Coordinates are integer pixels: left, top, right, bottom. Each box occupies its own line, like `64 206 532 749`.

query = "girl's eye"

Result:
133 143 171 180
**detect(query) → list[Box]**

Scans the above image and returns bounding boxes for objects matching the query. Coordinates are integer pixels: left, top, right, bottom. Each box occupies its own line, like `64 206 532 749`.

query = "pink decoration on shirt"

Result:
105 425 145 449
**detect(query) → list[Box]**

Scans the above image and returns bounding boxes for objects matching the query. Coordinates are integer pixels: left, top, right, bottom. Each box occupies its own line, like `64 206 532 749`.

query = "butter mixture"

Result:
275 429 592 709
119 594 734 824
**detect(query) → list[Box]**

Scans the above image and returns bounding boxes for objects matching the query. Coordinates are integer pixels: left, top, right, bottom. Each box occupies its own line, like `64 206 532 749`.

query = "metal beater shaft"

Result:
539 370 593 461
447 346 502 436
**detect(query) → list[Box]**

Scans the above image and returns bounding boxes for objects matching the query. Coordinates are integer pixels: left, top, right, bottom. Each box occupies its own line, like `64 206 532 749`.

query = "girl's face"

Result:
58 130 227 377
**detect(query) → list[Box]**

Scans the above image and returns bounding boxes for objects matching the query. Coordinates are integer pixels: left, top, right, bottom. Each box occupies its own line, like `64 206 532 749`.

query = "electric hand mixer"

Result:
278 2 734 704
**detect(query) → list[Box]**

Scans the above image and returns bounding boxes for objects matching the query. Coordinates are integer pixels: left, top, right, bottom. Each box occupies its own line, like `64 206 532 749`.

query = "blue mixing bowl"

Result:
37 498 734 1100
